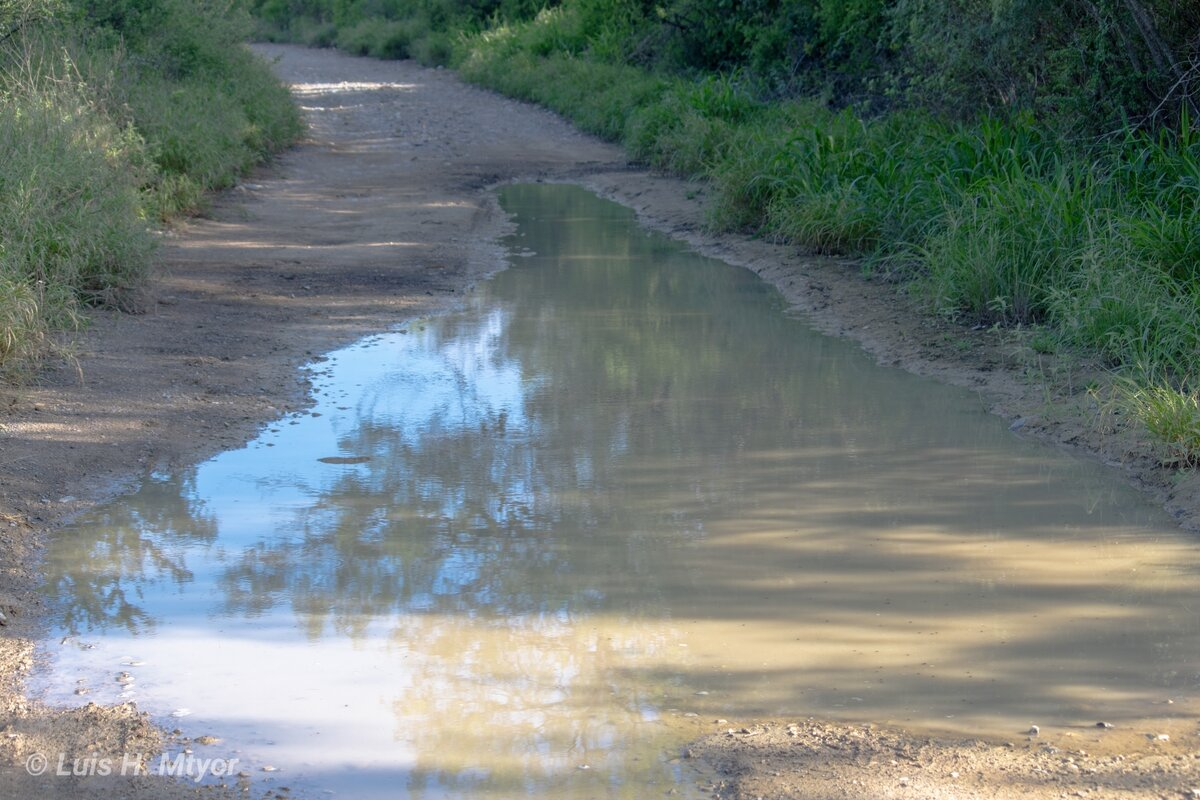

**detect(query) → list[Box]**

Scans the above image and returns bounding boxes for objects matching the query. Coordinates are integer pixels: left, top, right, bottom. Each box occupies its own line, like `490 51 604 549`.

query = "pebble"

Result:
195 735 222 746
1095 722 1113 729
262 765 279 772
1028 725 1040 736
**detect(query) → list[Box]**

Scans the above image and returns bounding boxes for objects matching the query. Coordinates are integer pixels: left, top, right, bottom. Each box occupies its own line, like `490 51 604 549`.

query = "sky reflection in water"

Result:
37 184 1200 798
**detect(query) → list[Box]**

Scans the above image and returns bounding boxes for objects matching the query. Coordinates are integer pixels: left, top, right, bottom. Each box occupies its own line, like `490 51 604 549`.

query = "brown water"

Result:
38 184 1200 797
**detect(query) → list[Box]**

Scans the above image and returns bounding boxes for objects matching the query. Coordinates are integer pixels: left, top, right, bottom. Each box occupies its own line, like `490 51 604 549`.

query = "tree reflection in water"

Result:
44 473 217 635
37 185 1196 798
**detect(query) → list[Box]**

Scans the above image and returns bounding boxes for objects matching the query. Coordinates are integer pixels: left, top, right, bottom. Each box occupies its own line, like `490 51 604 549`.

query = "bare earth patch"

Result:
1 43 1197 799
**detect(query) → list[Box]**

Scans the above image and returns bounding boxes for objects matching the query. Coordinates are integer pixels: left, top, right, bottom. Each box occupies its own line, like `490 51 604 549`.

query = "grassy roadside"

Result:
259 2 1200 464
0 0 303 376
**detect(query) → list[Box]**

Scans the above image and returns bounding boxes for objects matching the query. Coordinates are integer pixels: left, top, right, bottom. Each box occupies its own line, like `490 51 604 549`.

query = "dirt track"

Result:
1 43 1198 799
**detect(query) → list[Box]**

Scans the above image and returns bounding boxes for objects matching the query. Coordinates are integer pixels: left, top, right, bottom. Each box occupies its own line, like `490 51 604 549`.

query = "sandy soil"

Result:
1 43 1197 799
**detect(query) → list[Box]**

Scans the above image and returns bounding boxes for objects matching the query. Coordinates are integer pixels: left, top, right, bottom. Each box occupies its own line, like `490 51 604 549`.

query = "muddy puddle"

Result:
34 184 1200 797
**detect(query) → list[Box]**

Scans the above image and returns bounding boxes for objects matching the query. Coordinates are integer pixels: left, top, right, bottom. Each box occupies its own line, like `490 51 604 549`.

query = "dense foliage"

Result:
0 0 302 372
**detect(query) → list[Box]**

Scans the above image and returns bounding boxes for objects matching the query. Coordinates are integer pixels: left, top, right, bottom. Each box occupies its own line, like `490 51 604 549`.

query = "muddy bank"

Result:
0 42 1197 799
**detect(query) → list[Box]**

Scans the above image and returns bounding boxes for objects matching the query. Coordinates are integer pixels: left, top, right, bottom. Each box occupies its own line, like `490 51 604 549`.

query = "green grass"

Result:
0 78 154 369
0 4 303 376
1117 379 1200 466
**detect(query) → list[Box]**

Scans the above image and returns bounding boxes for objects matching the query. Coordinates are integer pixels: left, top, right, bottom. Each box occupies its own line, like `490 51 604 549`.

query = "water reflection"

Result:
38 184 1200 798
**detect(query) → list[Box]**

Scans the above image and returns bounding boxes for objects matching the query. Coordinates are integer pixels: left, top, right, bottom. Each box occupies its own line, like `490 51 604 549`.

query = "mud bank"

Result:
1 43 1197 799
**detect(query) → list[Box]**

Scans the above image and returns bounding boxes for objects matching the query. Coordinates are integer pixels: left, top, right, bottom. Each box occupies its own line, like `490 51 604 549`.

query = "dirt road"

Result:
1 43 1197 799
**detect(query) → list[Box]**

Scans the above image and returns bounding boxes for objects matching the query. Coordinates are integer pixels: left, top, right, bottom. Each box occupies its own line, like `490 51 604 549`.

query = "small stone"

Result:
74 687 89 696
1095 722 1113 729
950 771 959 779
1028 725 1040 736
195 735 221 746
262 765 278 772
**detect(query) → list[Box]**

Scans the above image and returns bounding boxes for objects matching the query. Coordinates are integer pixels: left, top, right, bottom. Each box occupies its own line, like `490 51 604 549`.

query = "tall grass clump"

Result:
0 1 303 374
919 167 1098 324
0 48 153 371
1114 378 1200 466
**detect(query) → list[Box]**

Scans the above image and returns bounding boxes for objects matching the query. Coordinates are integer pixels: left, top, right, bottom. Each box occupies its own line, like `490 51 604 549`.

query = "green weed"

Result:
1118 379 1200 466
